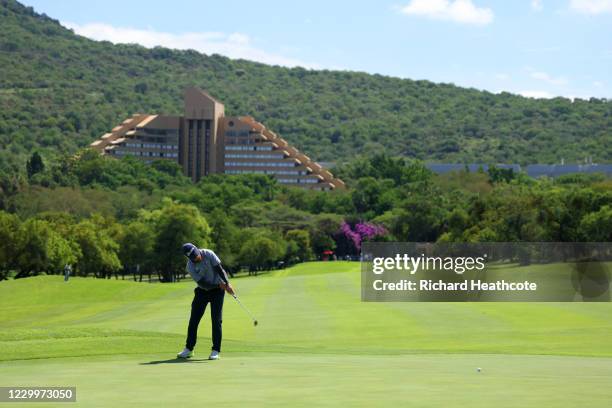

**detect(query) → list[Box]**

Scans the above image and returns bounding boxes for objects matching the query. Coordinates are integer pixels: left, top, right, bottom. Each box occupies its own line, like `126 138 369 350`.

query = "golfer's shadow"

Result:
140 358 209 365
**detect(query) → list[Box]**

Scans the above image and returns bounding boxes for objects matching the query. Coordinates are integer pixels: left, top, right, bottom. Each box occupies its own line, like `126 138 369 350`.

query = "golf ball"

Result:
477 368 481 372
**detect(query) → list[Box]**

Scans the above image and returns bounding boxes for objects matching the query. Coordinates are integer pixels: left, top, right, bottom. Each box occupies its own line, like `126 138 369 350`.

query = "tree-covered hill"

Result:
0 0 610 174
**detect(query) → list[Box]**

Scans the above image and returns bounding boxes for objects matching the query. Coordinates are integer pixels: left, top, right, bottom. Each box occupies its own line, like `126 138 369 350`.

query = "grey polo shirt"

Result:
186 248 226 290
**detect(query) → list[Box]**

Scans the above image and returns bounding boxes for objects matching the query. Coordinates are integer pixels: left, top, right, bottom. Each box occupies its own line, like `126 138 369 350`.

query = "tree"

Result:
118 221 155 278
134 82 148 94
285 229 313 263
0 211 21 279
15 219 77 278
351 177 382 217
151 159 185 178
152 199 212 282
488 166 515 184
26 152 44 179
72 219 120 278
207 208 238 269
579 205 612 241
238 236 284 271
309 214 342 256
393 193 446 242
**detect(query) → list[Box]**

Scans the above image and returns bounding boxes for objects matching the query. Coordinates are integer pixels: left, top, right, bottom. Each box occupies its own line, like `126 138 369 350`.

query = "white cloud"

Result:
531 0 543 11
530 71 568 86
569 0 612 14
495 73 510 80
399 0 494 25
63 22 318 68
518 90 555 98
524 67 569 86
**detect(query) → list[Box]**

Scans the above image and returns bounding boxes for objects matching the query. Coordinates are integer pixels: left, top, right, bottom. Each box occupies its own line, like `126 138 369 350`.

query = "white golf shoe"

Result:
208 350 220 360
177 348 193 359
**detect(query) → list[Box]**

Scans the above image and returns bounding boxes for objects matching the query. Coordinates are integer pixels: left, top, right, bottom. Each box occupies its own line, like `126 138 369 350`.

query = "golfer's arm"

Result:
187 264 218 289
213 264 230 285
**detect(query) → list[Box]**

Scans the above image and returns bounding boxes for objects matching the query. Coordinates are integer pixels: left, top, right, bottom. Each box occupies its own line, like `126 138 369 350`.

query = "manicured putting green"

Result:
1 261 611 407
2 354 611 407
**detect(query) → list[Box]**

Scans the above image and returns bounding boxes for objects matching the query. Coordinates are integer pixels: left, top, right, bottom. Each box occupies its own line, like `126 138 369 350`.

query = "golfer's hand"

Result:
220 282 235 295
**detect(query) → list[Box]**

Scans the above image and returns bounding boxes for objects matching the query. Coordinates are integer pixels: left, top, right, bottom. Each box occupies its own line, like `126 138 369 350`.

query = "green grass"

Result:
1 261 611 407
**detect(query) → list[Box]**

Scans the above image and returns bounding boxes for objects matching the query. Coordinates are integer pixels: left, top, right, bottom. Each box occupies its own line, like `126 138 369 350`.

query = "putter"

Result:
232 294 258 326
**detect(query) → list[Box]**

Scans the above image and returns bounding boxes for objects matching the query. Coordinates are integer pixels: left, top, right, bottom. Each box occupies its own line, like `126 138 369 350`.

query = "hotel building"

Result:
90 87 344 190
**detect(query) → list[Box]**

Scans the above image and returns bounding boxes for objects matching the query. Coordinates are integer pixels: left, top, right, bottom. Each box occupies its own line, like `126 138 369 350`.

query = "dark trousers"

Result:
185 287 225 352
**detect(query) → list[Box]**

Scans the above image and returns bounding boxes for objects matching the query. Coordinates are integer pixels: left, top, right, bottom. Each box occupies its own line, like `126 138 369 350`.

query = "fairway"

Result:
1 261 612 407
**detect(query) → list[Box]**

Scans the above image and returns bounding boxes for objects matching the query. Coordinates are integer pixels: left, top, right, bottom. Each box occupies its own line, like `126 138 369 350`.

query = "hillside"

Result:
0 0 610 175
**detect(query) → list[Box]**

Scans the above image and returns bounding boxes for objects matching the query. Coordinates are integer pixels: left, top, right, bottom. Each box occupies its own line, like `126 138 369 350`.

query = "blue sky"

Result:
25 0 611 99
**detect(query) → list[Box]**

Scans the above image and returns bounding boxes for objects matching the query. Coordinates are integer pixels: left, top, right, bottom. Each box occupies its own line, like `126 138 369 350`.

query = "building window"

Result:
224 161 297 168
224 153 285 159
225 145 273 151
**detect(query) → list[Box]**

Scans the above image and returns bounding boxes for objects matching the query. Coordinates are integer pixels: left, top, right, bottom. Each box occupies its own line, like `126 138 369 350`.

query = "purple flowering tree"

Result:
341 222 362 251
355 222 387 243
338 221 387 255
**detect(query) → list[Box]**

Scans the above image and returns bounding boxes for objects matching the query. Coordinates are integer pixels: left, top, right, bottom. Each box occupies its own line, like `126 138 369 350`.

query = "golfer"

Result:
177 243 234 360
